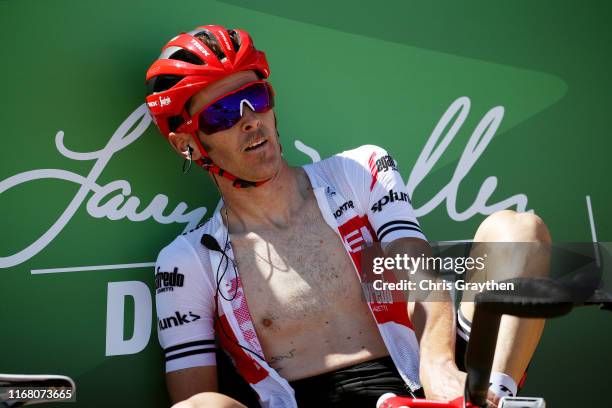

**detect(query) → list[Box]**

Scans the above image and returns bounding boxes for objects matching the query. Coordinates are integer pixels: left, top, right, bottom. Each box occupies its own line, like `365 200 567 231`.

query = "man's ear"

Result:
168 132 203 160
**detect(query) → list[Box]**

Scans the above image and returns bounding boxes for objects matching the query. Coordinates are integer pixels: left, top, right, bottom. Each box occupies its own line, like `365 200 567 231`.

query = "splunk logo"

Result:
371 189 411 213
158 311 201 331
155 267 184 294
333 200 354 219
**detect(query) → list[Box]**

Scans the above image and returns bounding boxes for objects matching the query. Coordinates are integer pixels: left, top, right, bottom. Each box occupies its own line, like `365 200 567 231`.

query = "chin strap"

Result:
195 156 272 188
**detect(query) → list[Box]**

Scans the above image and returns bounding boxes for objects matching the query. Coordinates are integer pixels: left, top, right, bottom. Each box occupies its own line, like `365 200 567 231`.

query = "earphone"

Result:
182 146 194 174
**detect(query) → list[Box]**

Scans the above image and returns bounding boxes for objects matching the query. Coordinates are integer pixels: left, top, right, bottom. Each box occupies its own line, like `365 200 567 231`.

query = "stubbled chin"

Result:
240 146 282 181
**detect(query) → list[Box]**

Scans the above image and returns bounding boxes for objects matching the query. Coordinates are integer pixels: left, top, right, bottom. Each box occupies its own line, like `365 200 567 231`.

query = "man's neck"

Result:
215 161 311 233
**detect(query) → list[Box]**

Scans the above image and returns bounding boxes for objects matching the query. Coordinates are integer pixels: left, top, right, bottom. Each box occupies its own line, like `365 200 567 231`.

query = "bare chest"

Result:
229 199 364 334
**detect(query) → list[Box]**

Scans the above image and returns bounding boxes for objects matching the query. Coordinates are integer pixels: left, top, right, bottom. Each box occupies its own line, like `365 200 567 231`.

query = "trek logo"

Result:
371 189 411 212
147 96 171 108
158 311 201 331
376 155 397 173
155 267 185 294
333 200 354 219
190 38 210 56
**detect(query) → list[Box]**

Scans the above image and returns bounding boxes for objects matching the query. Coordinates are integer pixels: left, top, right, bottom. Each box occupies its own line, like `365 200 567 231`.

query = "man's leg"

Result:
172 392 247 408
459 210 552 388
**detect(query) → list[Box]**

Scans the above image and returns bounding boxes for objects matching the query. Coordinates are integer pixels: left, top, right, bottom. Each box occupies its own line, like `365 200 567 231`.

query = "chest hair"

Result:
229 194 365 332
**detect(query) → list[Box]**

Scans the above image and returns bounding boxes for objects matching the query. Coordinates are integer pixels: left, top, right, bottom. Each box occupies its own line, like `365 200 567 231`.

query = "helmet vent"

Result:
169 49 204 65
146 75 184 94
228 29 241 51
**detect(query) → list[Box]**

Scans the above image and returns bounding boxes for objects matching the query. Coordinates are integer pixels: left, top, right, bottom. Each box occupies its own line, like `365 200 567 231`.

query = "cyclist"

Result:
146 25 551 408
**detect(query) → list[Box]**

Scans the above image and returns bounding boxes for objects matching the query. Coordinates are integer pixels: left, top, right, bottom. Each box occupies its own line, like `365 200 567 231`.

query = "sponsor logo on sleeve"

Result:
155 267 185 294
325 186 337 196
376 155 397 173
338 215 375 254
371 189 411 212
333 200 354 219
369 152 398 191
158 311 201 331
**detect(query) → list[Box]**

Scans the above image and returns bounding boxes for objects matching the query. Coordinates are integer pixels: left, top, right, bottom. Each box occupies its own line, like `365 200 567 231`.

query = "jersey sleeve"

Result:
154 236 217 373
343 145 427 244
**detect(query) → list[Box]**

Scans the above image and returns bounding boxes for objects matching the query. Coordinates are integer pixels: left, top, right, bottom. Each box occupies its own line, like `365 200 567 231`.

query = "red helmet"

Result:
146 25 270 136
145 25 272 188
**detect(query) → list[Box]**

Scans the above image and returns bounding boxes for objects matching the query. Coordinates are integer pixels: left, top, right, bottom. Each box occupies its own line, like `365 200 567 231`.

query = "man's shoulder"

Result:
311 144 390 168
336 144 390 160
155 217 215 265
307 144 392 179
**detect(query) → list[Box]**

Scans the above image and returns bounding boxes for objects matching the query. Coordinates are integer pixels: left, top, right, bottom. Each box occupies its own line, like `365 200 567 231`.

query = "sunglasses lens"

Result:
198 82 274 134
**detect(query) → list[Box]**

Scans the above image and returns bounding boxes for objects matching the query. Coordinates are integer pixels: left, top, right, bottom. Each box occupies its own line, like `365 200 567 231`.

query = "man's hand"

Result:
420 359 466 402
421 360 501 408
486 392 501 408
386 239 501 407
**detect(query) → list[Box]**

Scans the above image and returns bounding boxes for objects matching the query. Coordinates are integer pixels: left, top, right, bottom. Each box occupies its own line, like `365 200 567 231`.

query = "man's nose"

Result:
240 105 262 133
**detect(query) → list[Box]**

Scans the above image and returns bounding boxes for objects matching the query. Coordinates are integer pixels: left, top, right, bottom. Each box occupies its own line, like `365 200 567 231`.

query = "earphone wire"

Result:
212 175 238 302
209 174 265 362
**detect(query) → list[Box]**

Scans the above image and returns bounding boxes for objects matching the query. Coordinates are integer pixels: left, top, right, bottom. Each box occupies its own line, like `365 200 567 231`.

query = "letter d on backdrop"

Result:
106 281 152 356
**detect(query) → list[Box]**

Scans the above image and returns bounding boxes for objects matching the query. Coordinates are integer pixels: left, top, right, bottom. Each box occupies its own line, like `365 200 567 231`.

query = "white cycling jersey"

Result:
155 145 427 407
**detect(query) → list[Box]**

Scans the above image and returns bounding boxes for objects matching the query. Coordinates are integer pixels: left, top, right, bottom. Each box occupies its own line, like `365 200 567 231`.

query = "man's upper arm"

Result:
166 366 218 404
346 145 427 244
155 238 218 402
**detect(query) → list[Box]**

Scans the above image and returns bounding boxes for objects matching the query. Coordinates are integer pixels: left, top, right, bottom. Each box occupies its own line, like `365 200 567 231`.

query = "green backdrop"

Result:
1 0 610 406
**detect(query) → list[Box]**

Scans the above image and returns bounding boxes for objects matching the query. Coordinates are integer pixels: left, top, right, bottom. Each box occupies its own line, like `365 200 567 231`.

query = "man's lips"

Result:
244 137 268 151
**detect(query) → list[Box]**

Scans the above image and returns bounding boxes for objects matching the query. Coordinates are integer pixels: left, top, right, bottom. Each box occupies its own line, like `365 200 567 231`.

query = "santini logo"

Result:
155 267 185 294
371 189 411 212
158 311 201 331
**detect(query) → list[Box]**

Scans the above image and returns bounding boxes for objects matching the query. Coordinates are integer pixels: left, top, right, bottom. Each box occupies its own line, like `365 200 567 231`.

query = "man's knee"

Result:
469 211 552 281
172 392 247 408
474 210 551 244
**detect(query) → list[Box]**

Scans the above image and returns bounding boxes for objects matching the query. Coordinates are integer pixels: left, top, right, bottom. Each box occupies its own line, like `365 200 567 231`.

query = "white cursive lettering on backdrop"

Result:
0 105 206 269
406 96 528 220
1 97 528 269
